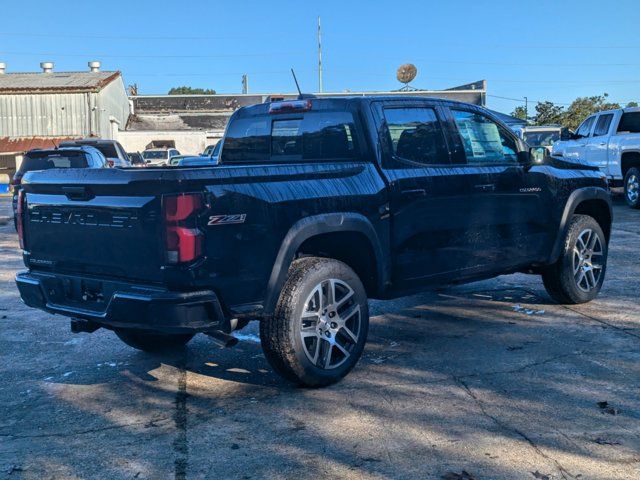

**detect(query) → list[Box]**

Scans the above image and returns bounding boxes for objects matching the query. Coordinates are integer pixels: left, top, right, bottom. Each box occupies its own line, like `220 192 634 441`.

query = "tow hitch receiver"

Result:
70 319 101 334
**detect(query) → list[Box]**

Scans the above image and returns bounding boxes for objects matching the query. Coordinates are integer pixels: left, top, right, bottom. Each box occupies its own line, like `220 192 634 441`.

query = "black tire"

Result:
114 329 194 353
260 257 369 387
542 214 608 304
624 167 640 209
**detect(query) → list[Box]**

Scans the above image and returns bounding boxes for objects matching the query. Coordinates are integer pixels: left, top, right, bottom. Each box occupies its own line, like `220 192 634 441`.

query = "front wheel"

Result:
260 257 369 387
542 214 608 304
624 167 640 208
114 329 194 353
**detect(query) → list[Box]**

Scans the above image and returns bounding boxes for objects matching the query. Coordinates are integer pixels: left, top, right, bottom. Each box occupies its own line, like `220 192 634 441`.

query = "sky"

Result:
1 0 639 114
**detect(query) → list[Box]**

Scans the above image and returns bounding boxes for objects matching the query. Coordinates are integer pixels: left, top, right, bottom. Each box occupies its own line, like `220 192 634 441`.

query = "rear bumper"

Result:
15 270 228 334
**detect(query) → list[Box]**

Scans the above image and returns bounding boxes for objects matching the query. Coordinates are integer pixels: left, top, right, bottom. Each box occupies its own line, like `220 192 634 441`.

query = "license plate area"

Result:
45 277 108 312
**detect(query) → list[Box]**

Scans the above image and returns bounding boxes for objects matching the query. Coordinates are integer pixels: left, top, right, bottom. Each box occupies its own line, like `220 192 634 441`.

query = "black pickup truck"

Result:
15 97 612 387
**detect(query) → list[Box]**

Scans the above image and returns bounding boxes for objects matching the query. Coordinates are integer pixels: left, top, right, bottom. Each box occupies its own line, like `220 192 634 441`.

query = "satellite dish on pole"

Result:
396 64 418 91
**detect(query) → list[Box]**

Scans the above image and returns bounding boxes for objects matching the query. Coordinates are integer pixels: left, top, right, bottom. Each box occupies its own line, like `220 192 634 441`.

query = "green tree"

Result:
511 105 528 121
168 86 216 95
562 94 621 130
627 101 639 108
533 101 564 126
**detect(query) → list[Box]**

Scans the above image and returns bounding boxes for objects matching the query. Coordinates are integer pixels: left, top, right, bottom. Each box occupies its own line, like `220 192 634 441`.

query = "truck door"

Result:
585 112 615 174
563 115 597 161
441 106 554 270
371 100 478 287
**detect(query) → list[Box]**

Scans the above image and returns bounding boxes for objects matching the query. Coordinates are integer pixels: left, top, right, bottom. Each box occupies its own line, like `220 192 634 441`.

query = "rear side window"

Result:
223 111 359 163
18 152 88 174
452 110 518 164
618 112 640 133
383 107 448 165
593 114 614 136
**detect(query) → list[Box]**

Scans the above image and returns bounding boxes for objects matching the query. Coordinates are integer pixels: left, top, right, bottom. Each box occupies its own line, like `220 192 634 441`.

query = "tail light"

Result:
162 193 204 264
9 175 21 193
16 190 25 249
269 99 312 114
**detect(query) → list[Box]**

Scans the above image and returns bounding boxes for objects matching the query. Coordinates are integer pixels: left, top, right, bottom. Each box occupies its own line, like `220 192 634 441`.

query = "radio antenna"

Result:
291 68 303 98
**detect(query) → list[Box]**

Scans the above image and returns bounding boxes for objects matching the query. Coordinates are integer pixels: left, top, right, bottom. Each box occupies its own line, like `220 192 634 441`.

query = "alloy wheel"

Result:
572 229 604 293
627 174 639 203
300 278 362 370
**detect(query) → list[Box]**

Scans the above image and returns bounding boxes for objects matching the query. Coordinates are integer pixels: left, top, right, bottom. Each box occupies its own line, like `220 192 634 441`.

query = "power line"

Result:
1 32 640 50
0 50 307 59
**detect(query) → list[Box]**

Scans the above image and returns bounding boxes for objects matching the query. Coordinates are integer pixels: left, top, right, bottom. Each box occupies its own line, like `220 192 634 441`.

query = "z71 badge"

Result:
208 214 247 226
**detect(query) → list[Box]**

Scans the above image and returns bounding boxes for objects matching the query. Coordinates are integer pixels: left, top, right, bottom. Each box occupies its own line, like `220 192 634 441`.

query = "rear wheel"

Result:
542 214 607 304
260 257 369 387
114 329 194 353
624 167 640 208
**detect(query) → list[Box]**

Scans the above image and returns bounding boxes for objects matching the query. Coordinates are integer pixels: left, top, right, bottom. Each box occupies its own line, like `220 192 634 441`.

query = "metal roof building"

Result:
0 62 130 143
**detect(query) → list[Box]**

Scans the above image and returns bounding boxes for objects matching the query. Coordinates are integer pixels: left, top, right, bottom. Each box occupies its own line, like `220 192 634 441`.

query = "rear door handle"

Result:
401 188 427 198
474 184 496 192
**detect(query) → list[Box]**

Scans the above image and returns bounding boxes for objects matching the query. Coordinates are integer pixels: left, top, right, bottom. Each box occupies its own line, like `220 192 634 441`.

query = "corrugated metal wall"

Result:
0 81 130 139
0 93 91 137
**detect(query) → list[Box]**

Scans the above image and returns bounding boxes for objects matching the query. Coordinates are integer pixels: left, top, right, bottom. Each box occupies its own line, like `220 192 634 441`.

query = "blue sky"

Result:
1 0 639 114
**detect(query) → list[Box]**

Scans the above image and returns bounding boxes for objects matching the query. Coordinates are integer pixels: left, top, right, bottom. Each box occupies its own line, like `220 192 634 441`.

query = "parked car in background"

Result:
59 139 130 167
10 146 108 228
202 142 222 163
15 97 612 387
170 155 218 167
513 125 570 152
552 107 640 207
127 152 146 167
142 148 181 166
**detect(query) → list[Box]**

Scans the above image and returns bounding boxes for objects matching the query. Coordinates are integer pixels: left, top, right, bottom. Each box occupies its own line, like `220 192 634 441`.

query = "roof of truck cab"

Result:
236 95 477 116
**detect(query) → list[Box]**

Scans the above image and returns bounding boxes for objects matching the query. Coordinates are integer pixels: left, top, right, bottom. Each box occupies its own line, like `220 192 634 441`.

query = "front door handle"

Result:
474 184 496 192
401 188 427 199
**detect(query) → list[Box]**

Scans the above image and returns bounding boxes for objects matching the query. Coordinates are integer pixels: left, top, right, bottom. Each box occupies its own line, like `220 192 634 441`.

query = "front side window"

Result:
452 110 518 164
577 116 596 137
383 107 448 165
593 114 614 137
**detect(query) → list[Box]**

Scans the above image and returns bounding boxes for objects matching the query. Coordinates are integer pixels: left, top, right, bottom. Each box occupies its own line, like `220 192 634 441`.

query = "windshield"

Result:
142 150 169 160
523 131 560 147
18 151 88 175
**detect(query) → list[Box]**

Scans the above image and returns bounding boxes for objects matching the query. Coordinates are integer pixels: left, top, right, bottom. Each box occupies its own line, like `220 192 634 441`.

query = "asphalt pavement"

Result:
0 194 638 479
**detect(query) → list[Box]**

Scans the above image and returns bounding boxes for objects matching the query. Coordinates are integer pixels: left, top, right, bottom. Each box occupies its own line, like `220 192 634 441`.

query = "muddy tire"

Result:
114 329 194 353
624 167 640 209
542 214 607 304
260 257 369 387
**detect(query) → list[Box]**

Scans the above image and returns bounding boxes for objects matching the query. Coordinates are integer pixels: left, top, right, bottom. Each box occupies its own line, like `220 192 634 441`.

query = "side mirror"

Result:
529 146 549 164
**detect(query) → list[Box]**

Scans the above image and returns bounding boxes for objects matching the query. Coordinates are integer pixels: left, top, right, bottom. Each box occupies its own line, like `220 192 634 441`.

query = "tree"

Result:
562 94 621 130
168 86 216 95
627 101 639 108
534 101 564 126
511 105 528 121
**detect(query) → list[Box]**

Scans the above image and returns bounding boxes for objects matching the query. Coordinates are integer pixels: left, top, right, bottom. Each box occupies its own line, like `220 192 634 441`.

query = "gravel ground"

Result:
0 195 638 480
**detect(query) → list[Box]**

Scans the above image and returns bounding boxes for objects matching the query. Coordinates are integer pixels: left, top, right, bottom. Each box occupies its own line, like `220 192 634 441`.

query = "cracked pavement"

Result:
0 195 639 480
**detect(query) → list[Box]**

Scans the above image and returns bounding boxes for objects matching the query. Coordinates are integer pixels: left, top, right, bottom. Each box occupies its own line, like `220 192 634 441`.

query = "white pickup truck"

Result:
552 107 640 208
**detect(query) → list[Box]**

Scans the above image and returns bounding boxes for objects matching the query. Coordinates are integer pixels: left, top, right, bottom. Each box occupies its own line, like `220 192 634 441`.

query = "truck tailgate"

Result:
21 171 165 283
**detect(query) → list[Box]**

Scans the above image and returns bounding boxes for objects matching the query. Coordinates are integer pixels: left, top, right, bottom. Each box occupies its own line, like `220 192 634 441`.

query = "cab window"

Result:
382 107 448 165
593 114 614 137
451 110 518 164
577 116 596 137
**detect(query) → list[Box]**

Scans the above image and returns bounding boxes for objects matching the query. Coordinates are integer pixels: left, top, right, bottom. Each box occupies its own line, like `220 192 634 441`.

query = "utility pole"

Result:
524 96 529 120
317 16 323 93
242 74 249 94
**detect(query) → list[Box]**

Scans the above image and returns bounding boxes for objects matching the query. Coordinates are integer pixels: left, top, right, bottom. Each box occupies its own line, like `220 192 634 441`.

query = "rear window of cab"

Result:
18 151 89 174
222 111 360 163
